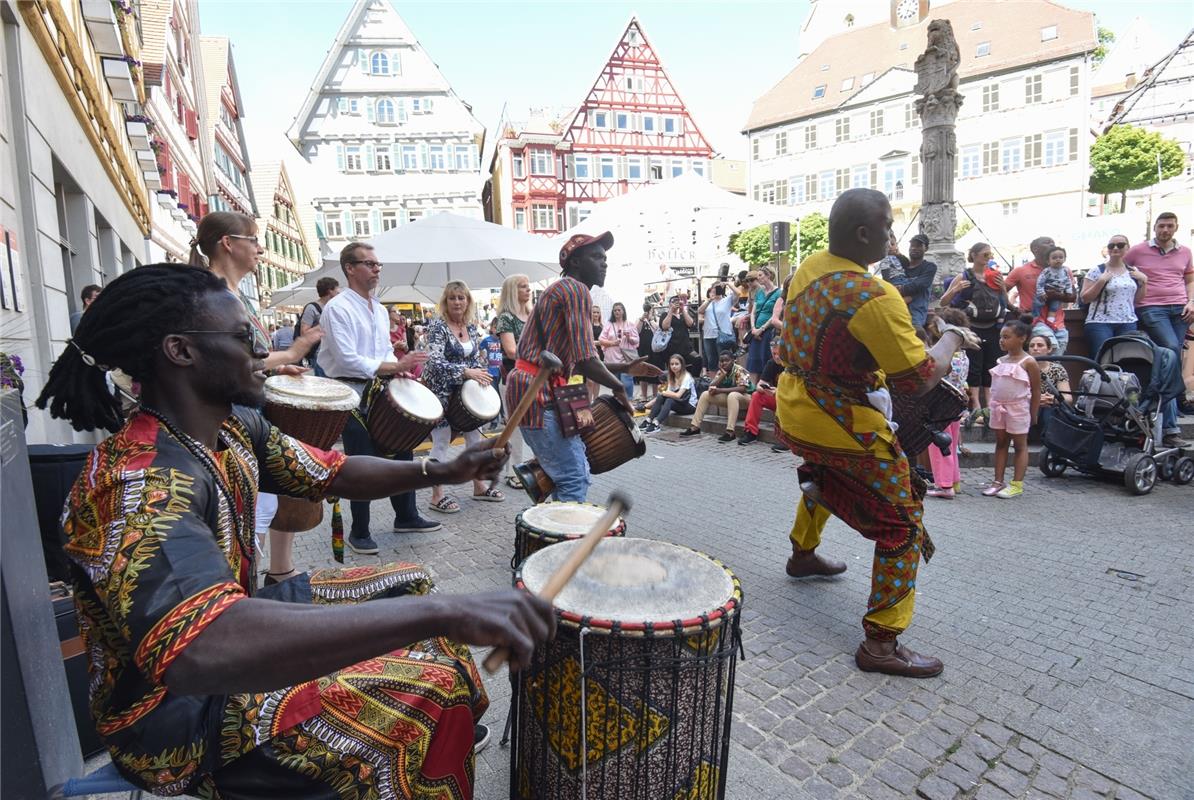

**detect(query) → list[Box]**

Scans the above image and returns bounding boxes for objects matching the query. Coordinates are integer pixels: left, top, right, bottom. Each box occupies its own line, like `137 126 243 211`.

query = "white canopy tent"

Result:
558 174 792 316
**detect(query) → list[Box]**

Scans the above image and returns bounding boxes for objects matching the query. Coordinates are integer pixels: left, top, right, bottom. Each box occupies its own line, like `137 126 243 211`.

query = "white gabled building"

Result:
744 0 1097 250
286 0 485 252
199 36 255 218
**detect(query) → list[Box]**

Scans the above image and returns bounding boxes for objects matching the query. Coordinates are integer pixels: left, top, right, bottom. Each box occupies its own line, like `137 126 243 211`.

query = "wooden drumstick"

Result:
493 350 562 450
482 491 631 674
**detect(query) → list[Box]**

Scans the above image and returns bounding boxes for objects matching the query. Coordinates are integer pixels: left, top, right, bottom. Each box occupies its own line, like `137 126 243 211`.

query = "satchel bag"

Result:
709 303 736 347
534 310 594 437
651 327 673 353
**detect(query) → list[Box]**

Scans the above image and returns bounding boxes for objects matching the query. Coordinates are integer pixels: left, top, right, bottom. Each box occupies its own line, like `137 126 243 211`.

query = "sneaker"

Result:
347 534 379 555
738 431 759 445
717 430 736 442
771 443 788 453
981 481 1006 497
393 516 443 533
926 486 955 499
1161 433 1191 448
680 426 701 437
643 421 660 433
638 419 651 430
995 482 1023 499
474 723 491 754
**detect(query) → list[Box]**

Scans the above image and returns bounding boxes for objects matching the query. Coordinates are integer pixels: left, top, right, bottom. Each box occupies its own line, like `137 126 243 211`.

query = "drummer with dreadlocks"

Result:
775 188 977 677
35 264 554 797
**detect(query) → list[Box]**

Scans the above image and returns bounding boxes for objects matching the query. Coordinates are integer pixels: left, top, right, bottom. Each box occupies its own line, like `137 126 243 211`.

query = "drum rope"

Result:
579 625 590 800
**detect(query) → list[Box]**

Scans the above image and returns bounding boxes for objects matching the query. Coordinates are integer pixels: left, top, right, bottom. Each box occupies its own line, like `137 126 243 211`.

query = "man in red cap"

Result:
505 232 634 501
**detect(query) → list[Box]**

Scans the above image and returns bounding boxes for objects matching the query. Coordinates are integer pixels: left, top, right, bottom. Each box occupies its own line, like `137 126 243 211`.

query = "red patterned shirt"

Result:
63 409 344 794
504 276 597 429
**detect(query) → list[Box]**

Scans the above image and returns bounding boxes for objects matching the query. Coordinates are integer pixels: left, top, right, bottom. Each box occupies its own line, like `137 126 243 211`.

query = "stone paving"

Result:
280 428 1194 800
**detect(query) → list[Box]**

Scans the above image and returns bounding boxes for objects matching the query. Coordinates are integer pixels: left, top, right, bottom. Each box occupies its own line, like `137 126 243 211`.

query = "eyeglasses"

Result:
349 259 382 269
225 234 260 246
179 329 259 351
1107 242 1128 250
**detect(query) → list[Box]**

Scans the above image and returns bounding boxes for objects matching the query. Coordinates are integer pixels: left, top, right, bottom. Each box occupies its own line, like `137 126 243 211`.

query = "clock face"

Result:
897 0 919 21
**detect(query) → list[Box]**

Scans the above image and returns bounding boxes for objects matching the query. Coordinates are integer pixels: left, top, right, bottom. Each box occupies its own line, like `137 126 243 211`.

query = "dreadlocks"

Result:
35 264 228 432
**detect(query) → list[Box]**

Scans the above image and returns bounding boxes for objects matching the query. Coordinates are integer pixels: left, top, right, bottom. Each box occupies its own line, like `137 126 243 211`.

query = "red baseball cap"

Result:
558 231 614 267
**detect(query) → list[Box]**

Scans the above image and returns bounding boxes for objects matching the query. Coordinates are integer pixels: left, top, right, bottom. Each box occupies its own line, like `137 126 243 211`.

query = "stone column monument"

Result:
913 19 965 278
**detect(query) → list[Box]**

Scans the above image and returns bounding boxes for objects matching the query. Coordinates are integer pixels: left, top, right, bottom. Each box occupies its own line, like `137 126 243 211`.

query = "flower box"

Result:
157 192 176 209
181 220 197 235
81 0 123 57
171 208 188 221
143 169 161 190
125 121 150 150
136 149 156 166
102 58 136 102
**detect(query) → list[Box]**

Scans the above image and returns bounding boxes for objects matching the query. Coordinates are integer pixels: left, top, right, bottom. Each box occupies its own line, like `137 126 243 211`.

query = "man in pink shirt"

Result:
1125 211 1193 447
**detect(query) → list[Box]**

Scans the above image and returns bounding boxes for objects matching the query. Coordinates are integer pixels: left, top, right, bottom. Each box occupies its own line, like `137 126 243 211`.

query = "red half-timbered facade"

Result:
488 18 714 235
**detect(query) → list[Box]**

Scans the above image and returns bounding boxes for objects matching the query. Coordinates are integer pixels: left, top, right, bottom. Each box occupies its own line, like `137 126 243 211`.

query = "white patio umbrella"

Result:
267 263 439 309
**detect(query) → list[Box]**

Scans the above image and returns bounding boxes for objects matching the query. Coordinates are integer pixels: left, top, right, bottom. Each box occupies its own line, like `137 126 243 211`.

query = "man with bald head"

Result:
776 189 971 677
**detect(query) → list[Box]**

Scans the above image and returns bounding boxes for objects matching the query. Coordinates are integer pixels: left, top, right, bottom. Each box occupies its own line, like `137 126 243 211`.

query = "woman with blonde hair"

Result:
423 280 504 511
190 211 323 586
494 273 532 488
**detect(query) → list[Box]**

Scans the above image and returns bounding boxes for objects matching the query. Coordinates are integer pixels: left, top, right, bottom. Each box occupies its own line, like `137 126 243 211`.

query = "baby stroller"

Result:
1037 332 1192 494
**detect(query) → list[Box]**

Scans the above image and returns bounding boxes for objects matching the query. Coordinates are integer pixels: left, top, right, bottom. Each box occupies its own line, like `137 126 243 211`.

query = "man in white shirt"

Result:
319 242 441 552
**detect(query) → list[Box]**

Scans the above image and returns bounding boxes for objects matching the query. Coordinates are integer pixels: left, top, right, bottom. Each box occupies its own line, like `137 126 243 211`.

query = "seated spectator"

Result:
739 338 782 445
640 354 696 433
1081 234 1146 359
1029 333 1071 434
681 350 753 441
924 309 971 499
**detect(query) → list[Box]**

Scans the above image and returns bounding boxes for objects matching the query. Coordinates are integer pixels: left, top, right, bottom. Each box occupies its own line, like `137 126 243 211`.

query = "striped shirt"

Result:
505 276 596 429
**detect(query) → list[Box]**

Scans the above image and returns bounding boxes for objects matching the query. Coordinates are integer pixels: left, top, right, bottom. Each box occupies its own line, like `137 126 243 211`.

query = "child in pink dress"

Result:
926 309 970 499
983 315 1041 499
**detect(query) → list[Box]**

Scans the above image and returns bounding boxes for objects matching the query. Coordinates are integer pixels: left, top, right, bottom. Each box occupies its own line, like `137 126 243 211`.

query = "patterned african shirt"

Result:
776 250 935 460
62 408 345 794
505 276 597 429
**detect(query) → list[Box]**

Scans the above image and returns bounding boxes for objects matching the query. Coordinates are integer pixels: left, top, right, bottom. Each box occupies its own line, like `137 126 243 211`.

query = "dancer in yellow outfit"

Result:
776 189 974 678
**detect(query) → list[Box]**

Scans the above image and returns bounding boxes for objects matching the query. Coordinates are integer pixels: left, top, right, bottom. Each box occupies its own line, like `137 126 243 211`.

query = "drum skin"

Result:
580 396 646 475
367 378 443 453
445 379 501 433
271 496 323 533
513 502 626 567
511 538 743 800
513 459 555 505
262 374 358 450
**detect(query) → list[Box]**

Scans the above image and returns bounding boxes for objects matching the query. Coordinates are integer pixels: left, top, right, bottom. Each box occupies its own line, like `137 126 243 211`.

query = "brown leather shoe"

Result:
786 550 847 577
854 640 944 678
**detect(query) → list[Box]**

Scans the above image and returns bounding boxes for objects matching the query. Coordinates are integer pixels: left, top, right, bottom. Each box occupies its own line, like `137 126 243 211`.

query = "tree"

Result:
791 212 828 264
1093 26 1115 67
727 224 774 267
727 212 829 270
1089 125 1186 212
955 220 974 239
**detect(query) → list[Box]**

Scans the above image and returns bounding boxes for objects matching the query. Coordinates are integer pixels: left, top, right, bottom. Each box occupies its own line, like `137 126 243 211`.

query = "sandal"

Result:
505 474 524 489
981 481 1005 497
472 487 505 502
429 495 460 513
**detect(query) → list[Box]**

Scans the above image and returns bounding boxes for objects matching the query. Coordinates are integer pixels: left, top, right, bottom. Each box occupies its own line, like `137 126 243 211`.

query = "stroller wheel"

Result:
1158 457 1175 482
1173 456 1194 485
1038 445 1067 477
1123 453 1158 495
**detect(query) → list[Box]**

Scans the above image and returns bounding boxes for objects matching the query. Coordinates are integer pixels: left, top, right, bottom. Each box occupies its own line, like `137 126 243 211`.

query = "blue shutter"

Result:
370 209 381 235
391 50 401 74
365 143 376 170
358 48 368 72
340 210 351 234
335 143 345 171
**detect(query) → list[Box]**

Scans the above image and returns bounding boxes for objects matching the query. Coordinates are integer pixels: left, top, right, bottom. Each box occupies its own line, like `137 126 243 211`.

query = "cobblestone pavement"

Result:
285 430 1194 800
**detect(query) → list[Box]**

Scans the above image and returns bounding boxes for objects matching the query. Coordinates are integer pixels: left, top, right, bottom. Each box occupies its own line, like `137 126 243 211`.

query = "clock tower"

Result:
892 0 929 29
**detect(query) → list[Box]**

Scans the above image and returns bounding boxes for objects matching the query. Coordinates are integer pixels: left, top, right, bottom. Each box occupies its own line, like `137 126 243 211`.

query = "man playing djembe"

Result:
776 189 974 678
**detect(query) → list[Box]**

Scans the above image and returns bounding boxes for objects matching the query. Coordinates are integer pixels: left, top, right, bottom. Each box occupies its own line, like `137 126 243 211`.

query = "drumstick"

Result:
493 351 563 450
482 491 631 674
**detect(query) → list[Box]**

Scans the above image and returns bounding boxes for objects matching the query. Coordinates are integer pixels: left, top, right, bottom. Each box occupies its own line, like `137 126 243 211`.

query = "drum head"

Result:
386 378 443 422
519 502 623 536
522 537 734 625
264 375 358 411
460 379 501 418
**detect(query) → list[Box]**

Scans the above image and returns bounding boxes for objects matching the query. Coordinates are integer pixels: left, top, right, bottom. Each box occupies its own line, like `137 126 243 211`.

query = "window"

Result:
835 116 850 143
752 138 760 161
818 170 834 200
411 97 433 114
691 159 705 177
513 209 526 230
530 149 553 175
1002 201 1019 216
1001 137 1023 172
599 157 615 179
453 144 475 171
407 209 424 224
345 145 362 171
642 115 655 133
325 216 344 238
574 155 590 180
1070 65 1080 96
370 52 389 75
512 153 525 178
882 162 905 199
776 132 788 156
624 74 639 92
789 175 805 204
971 20 983 31
400 144 418 171
1068 128 1078 161
430 145 448 170
615 113 630 130
662 116 679 135
840 77 854 92
1040 25 1058 41
1024 133 1042 168
961 144 981 178
1025 74 1042 104
352 211 371 237
670 159 683 178
976 41 991 57
812 84 826 99
759 181 776 204
805 125 817 149
851 164 868 188
375 99 395 124
649 158 663 180
592 110 608 128
380 209 400 232
1044 130 1066 166
835 168 848 194
375 149 392 171
531 204 555 231
805 174 818 201
627 156 643 180
982 141 999 173
870 109 884 136
899 42 909 51
982 84 999 112
905 103 919 128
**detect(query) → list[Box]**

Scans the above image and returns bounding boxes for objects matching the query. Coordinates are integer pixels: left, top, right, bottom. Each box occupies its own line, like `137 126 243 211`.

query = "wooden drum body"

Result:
513 459 555 504
367 377 443 454
512 538 743 800
445 379 501 433
580 396 646 474
263 375 359 533
513 502 626 568
891 381 968 456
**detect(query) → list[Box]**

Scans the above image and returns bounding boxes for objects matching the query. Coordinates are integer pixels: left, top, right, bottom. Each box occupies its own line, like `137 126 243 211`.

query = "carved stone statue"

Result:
914 19 965 278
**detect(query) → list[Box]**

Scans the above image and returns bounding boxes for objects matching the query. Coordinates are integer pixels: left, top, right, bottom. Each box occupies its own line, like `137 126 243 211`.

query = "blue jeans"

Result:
648 396 695 424
1137 304 1189 434
618 372 635 397
521 408 591 502
1084 321 1137 361
340 413 417 536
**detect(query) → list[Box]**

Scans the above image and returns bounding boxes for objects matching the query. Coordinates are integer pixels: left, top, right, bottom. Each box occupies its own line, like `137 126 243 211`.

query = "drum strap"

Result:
515 358 566 388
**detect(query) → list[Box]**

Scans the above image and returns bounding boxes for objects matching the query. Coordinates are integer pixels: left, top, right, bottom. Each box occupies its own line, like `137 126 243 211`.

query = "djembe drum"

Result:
445 378 501 433
262 375 358 532
366 377 443 453
511 537 743 800
891 381 968 457
513 501 626 568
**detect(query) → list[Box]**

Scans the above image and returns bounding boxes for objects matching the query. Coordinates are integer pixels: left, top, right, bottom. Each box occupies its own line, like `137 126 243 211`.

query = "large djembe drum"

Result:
511 537 743 800
891 381 968 456
445 378 501 433
513 501 626 568
366 377 443 453
262 375 358 532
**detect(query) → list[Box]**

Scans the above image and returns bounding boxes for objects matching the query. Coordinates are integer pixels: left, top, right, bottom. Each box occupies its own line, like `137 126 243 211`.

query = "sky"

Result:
200 0 1193 171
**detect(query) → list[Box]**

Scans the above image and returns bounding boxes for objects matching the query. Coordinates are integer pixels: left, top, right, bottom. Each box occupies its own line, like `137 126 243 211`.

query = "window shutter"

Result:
366 99 375 123
397 99 408 123
425 98 434 113
391 142 401 172
419 142 429 170
340 210 351 233
365 143 376 171
337 97 347 114
912 156 919 184
870 163 878 189
178 172 190 205
806 174 817 200
315 211 325 231
335 143 345 171
1068 128 1078 161
370 209 381 234
565 154 575 179
391 51 401 74
358 49 368 73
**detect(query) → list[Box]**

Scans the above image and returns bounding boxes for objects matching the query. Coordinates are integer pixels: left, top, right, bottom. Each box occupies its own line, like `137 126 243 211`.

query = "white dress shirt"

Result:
316 289 396 380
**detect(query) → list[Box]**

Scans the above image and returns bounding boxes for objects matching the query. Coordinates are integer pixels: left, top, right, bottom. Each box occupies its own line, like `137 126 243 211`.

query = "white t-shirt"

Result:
702 295 735 338
1084 266 1138 324
669 373 697 406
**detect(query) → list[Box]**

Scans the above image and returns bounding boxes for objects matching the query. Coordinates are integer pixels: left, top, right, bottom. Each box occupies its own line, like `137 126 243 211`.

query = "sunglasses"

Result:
1106 242 1128 250
225 234 260 246
181 328 259 351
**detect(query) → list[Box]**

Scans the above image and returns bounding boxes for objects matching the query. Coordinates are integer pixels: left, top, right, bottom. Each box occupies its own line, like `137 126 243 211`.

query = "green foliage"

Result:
727 224 774 267
1093 26 1115 67
792 213 828 264
955 220 974 239
1089 125 1186 208
727 212 830 269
